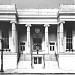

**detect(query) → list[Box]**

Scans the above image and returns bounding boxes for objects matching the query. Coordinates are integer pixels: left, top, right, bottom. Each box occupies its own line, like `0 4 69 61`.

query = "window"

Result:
66 29 73 52
49 42 55 51
20 42 25 51
2 26 9 49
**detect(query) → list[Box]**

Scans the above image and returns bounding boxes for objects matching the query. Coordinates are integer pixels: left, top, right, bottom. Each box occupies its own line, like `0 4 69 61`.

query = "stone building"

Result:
0 4 75 71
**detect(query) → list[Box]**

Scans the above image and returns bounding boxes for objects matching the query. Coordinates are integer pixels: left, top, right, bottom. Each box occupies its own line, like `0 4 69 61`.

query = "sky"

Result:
0 0 74 9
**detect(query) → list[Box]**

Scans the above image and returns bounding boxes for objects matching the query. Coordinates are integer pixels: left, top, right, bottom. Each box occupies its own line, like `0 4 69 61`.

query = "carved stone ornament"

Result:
35 28 40 33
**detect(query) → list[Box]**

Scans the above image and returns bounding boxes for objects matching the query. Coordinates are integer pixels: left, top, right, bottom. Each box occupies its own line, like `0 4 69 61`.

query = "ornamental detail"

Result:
35 28 40 33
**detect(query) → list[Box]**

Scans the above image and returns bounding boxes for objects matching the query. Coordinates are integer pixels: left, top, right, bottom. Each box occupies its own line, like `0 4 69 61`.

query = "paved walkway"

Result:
4 68 75 73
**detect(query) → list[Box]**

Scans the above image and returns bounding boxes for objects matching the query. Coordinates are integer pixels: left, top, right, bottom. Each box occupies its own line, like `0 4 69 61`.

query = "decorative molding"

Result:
10 20 17 23
58 21 65 24
44 24 50 27
25 24 31 27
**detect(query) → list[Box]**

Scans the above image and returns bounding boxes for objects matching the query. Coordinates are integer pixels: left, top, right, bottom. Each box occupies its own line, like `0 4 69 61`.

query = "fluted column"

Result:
12 22 17 52
25 24 31 54
44 24 50 54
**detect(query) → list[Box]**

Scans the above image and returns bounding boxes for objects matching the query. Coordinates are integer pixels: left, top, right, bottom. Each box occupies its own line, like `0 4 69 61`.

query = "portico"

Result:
0 4 75 72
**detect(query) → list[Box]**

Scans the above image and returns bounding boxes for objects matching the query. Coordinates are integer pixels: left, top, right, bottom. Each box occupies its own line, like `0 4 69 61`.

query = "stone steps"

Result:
45 61 58 69
45 54 57 61
18 53 58 69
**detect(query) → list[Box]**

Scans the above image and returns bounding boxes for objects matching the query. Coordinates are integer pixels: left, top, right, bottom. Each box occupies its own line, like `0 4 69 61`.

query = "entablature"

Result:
58 5 75 22
0 4 75 24
0 5 17 22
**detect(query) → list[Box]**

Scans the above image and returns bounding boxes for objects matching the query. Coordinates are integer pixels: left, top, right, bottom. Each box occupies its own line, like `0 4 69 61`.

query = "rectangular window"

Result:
49 42 55 51
66 27 73 52
20 42 25 51
2 25 9 49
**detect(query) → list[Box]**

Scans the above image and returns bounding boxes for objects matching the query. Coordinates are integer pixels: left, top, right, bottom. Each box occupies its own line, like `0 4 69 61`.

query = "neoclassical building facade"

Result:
0 4 75 71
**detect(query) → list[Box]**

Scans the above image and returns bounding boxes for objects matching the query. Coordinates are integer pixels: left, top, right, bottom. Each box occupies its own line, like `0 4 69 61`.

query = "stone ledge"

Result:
0 52 17 55
59 52 75 55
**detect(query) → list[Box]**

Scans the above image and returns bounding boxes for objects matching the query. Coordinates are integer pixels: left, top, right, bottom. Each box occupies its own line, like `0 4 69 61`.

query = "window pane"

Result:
20 46 22 50
23 46 25 50
34 57 37 64
38 57 42 64
53 46 54 51
50 46 51 51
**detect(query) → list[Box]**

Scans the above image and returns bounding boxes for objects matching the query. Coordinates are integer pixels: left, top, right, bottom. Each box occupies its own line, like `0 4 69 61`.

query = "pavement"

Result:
0 73 75 75
3 68 75 74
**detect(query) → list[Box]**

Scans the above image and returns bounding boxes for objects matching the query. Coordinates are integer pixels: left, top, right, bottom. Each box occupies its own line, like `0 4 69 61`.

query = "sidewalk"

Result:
4 68 75 73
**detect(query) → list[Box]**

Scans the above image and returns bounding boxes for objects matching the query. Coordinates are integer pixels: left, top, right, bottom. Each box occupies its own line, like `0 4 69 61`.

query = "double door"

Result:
32 55 44 69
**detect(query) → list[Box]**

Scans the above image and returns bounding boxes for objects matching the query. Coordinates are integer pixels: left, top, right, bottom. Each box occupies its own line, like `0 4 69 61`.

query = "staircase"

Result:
45 53 58 69
18 54 31 69
17 54 25 69
49 53 58 61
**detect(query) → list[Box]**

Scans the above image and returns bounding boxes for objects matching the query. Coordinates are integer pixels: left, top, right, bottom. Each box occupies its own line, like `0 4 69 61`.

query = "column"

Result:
44 24 50 54
73 28 75 51
25 24 31 54
59 22 64 53
57 24 60 53
12 22 17 52
0 30 2 50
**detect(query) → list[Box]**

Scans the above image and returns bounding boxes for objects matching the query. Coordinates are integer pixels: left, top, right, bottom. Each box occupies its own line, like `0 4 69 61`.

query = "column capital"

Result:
44 24 50 27
10 20 17 24
58 21 65 24
25 24 31 27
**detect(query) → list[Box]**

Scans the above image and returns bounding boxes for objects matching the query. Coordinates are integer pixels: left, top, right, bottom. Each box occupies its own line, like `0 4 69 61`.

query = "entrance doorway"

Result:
32 55 44 69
